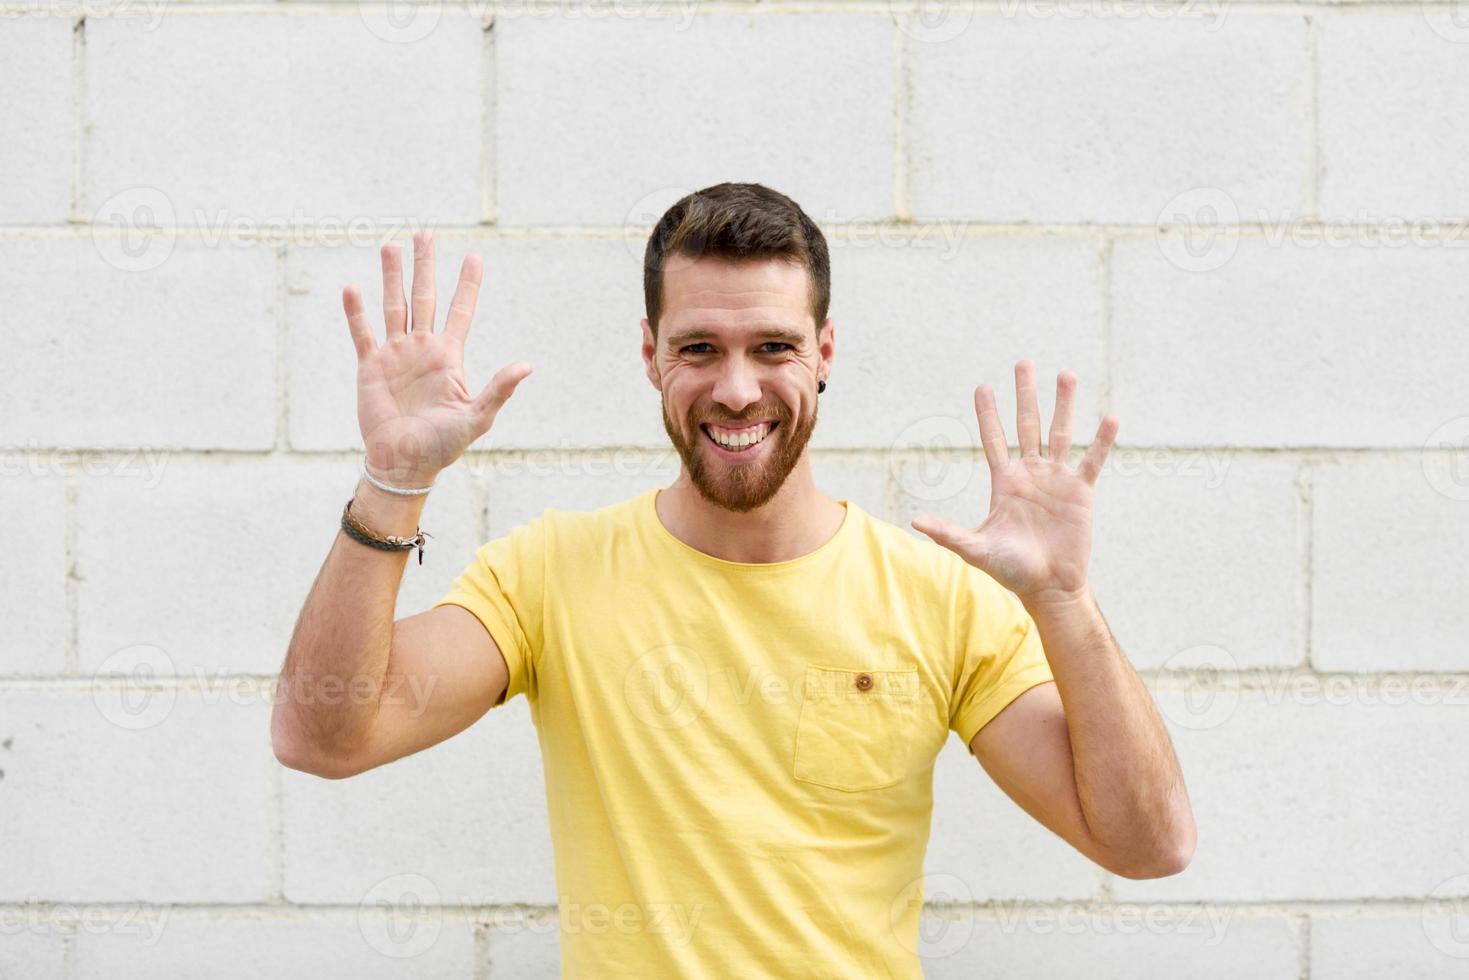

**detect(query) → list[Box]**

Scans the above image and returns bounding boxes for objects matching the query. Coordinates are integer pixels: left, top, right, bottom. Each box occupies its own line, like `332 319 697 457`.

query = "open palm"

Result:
911 361 1118 606
345 230 532 488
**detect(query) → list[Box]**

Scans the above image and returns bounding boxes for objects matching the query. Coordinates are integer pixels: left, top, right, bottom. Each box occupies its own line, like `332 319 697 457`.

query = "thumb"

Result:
474 361 534 426
910 513 968 551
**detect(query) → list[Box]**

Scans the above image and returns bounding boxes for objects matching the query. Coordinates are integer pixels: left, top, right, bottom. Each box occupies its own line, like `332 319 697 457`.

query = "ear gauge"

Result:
818 379 827 394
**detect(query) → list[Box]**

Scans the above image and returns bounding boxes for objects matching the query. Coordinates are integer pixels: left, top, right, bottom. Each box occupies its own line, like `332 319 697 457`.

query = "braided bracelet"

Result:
341 497 433 565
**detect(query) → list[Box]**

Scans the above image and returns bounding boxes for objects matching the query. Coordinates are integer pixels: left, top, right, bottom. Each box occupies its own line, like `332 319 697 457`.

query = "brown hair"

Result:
642 182 831 339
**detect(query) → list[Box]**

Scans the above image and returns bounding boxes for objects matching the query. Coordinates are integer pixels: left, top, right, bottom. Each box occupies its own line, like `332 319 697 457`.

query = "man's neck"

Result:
655 462 848 564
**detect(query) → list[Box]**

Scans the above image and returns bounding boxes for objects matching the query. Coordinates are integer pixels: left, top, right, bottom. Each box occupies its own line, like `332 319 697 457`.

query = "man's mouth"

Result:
700 420 779 455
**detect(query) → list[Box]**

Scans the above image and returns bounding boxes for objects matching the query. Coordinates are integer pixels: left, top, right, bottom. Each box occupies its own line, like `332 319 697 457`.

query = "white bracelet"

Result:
360 457 435 497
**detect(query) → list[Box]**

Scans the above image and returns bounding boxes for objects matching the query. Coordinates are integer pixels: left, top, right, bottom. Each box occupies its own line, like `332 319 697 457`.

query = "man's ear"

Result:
641 318 663 392
818 317 835 382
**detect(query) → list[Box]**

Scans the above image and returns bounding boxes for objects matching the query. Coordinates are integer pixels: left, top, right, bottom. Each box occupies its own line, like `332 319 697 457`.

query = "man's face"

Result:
641 256 834 513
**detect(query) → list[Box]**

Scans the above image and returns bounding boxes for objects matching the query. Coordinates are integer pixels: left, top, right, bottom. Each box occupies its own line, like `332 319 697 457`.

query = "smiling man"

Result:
271 182 1196 978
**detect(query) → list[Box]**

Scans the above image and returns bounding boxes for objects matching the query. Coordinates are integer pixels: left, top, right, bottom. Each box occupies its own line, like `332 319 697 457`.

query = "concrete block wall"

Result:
1 2 1466 977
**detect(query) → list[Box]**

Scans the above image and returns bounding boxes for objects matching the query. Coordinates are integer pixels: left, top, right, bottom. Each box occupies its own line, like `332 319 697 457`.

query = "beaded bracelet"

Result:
341 497 433 565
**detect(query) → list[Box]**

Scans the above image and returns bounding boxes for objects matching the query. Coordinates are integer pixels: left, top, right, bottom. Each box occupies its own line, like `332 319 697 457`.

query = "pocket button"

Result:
854 672 873 691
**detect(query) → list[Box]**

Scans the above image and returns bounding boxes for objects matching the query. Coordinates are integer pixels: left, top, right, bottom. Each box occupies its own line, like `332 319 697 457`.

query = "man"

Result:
272 182 1195 978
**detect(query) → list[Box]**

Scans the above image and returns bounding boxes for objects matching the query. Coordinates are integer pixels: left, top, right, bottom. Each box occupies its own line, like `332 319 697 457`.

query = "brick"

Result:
282 697 556 905
908 14 1308 224
495 13 894 225
919 907 1297 980
0 692 274 902
821 235 1104 450
85 14 482 224
76 459 478 675
72 912 476 980
0 17 73 222
1312 459 1469 671
0 236 276 450
1311 911 1469 979
1319 13 1469 220
1114 691 1469 902
1111 239 1469 446
0 471 67 673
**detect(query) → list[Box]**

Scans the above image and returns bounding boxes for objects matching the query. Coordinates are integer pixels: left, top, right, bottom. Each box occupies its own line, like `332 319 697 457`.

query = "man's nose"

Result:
711 357 762 413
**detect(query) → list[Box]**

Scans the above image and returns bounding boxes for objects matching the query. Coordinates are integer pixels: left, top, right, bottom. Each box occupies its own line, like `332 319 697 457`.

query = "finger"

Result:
1048 369 1077 463
409 229 436 333
973 384 1009 472
1015 359 1042 458
381 241 407 336
342 285 377 359
1077 415 1120 486
443 252 484 345
473 361 535 431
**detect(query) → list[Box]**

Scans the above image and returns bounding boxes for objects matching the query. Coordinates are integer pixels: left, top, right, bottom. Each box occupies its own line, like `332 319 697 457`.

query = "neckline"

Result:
646 487 857 571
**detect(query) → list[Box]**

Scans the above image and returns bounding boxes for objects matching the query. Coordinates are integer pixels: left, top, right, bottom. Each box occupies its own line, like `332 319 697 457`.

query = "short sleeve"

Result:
432 516 547 707
948 565 1055 748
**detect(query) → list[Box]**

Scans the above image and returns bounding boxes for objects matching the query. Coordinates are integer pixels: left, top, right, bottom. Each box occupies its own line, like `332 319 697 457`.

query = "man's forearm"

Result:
1023 586 1196 877
271 478 426 767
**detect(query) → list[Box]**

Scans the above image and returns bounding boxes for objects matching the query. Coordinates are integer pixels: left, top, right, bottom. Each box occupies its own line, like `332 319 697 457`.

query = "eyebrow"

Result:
664 326 809 347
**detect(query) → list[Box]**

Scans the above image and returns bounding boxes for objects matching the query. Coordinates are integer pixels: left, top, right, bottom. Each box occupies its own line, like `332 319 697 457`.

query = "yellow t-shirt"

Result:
433 487 1055 978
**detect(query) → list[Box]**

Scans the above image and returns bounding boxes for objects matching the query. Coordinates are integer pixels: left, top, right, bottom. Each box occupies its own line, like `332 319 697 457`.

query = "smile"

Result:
701 420 778 454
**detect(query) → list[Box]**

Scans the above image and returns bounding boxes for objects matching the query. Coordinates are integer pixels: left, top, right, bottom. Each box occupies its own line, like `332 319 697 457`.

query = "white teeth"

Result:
707 422 773 450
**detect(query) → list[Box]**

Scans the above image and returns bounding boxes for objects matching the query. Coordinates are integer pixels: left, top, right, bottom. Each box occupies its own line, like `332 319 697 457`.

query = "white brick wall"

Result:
2 3 1466 977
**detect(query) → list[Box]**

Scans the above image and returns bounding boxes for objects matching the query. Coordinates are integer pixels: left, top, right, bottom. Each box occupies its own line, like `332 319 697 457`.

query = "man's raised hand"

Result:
910 360 1118 608
344 230 533 489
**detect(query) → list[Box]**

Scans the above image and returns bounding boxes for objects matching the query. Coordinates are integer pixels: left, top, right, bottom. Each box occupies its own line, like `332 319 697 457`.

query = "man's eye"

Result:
680 343 714 354
760 343 792 353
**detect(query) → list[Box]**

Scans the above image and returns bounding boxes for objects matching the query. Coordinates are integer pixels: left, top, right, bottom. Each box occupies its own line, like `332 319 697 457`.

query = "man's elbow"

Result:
271 714 366 781
1110 830 1196 880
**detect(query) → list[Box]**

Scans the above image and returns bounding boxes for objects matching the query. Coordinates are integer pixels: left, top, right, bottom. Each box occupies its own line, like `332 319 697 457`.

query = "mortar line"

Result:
892 21 910 221
69 14 86 224
63 476 79 674
1297 911 1312 979
481 13 497 226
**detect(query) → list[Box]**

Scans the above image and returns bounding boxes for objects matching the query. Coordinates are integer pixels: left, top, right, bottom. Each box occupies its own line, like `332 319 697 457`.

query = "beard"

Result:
660 394 818 514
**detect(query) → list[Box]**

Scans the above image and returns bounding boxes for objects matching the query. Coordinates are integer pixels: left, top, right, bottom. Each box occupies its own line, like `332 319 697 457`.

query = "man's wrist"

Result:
349 477 430 539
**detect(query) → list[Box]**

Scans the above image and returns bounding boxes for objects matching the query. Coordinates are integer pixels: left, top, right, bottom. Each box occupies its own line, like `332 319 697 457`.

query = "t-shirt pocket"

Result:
792 663 922 792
